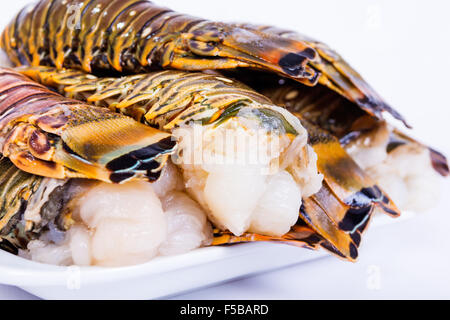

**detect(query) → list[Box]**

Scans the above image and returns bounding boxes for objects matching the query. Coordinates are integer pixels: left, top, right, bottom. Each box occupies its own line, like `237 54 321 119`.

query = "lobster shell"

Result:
1 0 318 85
0 68 176 183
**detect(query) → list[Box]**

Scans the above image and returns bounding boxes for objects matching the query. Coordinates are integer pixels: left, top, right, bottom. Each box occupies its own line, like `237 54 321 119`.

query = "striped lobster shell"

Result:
0 68 176 183
0 157 46 254
1 0 318 85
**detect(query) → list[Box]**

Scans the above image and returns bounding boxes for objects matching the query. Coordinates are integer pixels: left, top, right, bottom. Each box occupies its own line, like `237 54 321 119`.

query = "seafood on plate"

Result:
0 0 446 267
4 0 444 213
18 66 403 261
0 66 328 266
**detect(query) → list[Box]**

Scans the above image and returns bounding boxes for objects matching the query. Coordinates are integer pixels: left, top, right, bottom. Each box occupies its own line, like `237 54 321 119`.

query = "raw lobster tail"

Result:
235 24 409 127
18 66 277 130
256 76 449 178
295 120 399 260
302 121 400 216
1 0 319 85
18 66 402 261
0 68 176 183
0 157 46 254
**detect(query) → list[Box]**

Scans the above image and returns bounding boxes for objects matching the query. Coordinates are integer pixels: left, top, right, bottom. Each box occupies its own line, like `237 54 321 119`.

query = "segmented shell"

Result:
20 66 303 134
0 68 176 183
1 0 318 85
0 157 48 254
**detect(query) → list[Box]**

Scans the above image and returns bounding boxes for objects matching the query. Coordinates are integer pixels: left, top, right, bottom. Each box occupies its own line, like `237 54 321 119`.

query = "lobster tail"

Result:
301 118 400 217
237 24 409 127
0 68 176 183
1 0 319 85
291 119 400 260
0 157 46 254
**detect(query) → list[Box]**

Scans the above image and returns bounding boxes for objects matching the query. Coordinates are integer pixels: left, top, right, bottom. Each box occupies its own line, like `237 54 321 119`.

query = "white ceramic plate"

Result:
0 212 413 300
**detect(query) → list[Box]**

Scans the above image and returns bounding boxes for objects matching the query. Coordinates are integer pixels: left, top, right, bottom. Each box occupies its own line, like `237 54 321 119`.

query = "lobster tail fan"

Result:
300 118 400 217
202 23 320 86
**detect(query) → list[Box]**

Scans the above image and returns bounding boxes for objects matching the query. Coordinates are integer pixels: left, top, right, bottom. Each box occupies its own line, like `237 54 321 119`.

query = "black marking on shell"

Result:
146 167 162 182
109 172 135 184
302 234 323 247
300 47 316 60
386 134 407 153
339 131 363 146
278 53 306 77
350 232 361 247
106 154 138 172
338 206 372 233
344 186 383 209
355 214 372 234
132 137 176 160
299 204 312 225
106 137 176 172
0 239 18 255
349 243 358 260
320 241 348 260
62 141 80 157
379 204 400 217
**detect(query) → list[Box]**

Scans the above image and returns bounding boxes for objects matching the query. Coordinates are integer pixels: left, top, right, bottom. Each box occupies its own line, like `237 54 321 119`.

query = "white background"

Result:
0 0 449 299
